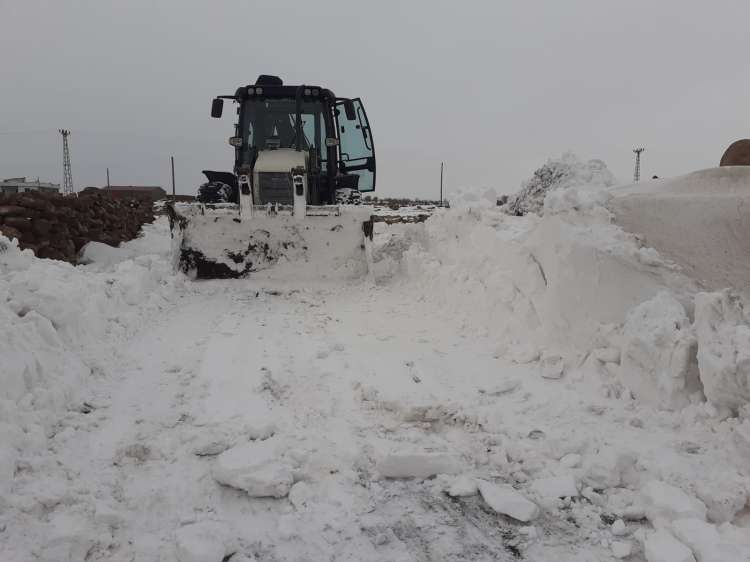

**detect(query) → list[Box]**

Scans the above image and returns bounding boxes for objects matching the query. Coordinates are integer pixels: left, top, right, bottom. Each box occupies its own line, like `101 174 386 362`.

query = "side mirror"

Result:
343 100 356 120
211 98 224 118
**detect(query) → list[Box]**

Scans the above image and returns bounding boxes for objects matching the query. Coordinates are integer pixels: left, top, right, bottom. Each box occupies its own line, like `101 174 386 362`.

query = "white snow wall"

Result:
377 201 695 355
373 173 749 413
0 224 179 494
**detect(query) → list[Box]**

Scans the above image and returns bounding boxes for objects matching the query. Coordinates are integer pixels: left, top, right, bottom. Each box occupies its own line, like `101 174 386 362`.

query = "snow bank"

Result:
373 158 750 417
0 218 179 496
608 167 750 291
374 176 695 359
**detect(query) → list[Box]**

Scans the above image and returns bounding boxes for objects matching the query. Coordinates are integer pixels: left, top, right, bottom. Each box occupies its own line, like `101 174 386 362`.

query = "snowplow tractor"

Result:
167 75 376 279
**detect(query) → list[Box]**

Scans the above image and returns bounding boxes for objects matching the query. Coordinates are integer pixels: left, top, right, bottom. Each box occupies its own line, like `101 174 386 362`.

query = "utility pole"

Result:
106 168 110 188
633 147 645 182
171 156 176 201
440 162 444 206
59 129 74 195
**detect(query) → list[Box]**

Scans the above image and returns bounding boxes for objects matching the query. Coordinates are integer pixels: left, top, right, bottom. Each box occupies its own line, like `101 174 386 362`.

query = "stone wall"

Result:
0 190 155 263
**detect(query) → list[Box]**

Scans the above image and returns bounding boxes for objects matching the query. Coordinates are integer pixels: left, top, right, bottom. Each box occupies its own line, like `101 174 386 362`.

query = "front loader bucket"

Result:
167 203 373 280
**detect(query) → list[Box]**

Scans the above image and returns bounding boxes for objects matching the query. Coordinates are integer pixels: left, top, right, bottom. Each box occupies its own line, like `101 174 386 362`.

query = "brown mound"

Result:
720 139 750 166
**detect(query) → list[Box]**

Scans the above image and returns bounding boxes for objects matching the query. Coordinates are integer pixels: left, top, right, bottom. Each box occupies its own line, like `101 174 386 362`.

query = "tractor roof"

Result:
231 75 336 101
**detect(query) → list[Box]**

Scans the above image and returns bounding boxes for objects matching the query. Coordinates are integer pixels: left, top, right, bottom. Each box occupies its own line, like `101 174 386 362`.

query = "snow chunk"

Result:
378 450 463 479
39 511 95 562
192 436 233 457
644 530 696 562
611 519 627 536
94 502 124 528
175 521 227 562
612 540 632 559
288 481 315 510
212 437 294 498
593 346 621 364
506 342 540 364
530 475 579 499
78 241 128 266
477 480 540 522
539 354 565 380
734 420 750 462
621 291 702 410
479 379 520 396
694 290 750 413
191 427 235 456
446 474 478 497
559 453 581 468
642 480 707 526
695 478 748 524
245 420 276 441
582 450 637 489
671 518 750 562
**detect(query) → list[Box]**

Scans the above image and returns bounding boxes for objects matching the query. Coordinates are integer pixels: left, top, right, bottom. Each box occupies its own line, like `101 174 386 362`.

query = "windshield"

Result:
241 98 327 154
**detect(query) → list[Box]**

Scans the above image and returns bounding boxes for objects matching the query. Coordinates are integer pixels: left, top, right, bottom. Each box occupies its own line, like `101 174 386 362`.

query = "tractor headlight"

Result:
312 88 319 96
247 87 255 95
255 87 263 95
228 136 243 147
304 88 311 96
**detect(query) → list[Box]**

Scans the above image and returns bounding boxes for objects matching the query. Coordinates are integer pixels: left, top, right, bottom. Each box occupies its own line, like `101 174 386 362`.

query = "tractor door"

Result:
336 98 376 192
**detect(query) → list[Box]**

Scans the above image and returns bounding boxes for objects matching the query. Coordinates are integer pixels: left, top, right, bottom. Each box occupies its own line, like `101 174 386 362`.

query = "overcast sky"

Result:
2 0 749 198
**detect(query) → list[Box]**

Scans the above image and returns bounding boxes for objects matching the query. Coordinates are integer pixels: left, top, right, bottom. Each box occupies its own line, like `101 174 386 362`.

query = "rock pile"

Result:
0 190 155 262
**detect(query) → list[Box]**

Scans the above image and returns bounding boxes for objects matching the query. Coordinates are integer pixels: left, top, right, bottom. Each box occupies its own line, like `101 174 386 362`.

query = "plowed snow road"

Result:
4 272 742 561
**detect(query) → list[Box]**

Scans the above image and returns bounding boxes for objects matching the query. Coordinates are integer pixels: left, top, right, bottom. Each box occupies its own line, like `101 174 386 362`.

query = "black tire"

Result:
197 181 234 204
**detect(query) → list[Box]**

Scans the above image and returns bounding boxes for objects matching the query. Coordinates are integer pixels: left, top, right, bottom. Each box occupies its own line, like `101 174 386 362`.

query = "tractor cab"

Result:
209 75 375 208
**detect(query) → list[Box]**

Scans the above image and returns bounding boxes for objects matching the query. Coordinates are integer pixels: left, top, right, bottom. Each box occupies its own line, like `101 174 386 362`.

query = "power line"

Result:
0 129 57 136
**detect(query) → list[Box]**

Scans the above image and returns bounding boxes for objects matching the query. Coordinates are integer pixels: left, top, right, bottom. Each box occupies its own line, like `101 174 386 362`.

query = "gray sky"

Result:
2 0 749 198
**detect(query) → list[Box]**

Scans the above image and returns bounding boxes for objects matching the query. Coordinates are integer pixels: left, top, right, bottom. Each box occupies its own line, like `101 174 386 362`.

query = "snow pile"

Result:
504 152 615 216
372 160 750 418
375 184 694 359
0 218 179 494
620 291 703 410
694 290 750 414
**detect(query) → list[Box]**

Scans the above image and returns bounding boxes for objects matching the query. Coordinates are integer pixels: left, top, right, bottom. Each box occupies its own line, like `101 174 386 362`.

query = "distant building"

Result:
102 185 167 200
0 177 60 194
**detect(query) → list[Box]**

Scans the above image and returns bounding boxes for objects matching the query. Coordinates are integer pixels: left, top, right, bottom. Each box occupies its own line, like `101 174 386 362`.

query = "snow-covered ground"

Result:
1 165 750 561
